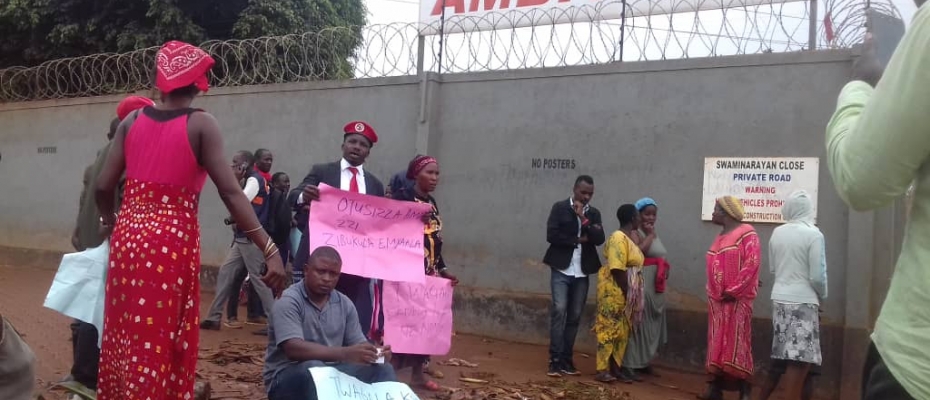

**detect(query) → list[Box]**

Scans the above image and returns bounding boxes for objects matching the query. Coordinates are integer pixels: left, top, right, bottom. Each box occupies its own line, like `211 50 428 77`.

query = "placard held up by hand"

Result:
308 183 431 283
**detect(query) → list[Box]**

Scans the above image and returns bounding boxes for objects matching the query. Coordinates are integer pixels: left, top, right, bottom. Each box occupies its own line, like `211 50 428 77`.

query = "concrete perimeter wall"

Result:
0 50 903 399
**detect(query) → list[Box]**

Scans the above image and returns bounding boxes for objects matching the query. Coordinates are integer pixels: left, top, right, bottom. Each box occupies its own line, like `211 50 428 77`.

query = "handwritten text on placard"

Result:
309 367 421 400
383 276 454 355
308 184 431 283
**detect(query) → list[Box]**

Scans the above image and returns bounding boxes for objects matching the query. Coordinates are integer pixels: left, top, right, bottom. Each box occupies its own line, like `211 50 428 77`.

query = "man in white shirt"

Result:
542 175 605 377
201 149 279 330
290 121 387 342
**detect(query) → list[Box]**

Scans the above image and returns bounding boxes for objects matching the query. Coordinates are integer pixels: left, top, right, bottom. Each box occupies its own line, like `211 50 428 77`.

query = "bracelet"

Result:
243 226 262 234
265 248 279 260
263 240 278 258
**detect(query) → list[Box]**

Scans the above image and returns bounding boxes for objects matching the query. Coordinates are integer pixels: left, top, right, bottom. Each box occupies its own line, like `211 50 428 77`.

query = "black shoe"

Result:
199 320 221 331
560 360 581 376
547 362 562 377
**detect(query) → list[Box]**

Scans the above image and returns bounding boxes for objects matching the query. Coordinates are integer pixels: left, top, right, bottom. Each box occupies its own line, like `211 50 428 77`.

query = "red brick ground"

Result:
2 263 762 400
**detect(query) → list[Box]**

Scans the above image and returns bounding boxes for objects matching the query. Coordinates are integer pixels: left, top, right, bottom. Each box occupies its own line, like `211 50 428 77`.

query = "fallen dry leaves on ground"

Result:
197 341 267 399
432 378 637 400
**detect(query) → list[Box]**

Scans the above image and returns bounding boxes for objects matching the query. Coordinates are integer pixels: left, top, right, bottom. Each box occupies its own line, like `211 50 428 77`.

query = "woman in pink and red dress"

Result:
699 196 760 400
94 40 287 400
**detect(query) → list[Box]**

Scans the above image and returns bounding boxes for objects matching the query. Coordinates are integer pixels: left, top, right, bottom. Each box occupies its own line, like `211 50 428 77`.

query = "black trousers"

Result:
226 265 266 320
862 342 915 400
69 320 99 389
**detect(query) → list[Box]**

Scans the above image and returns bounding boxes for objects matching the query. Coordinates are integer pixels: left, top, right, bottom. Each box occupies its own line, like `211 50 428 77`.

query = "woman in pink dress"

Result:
93 40 287 400
699 196 760 400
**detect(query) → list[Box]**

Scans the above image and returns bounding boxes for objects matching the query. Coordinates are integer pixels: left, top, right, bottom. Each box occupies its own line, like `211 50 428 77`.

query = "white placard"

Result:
701 157 820 224
309 367 421 400
419 0 801 35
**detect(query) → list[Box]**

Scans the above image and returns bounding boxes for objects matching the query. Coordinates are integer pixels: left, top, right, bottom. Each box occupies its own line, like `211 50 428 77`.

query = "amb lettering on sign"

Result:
430 0 575 15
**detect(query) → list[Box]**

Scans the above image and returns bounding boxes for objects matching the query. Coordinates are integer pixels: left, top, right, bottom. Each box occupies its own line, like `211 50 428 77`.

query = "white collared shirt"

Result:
299 159 368 204
560 197 588 278
339 158 367 194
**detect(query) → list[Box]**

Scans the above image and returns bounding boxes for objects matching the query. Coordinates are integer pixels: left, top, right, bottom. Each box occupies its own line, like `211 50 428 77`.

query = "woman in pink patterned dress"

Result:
93 40 287 400
699 196 760 400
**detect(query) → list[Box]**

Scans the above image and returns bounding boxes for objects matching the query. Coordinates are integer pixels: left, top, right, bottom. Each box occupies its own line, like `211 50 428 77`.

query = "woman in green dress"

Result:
622 197 669 380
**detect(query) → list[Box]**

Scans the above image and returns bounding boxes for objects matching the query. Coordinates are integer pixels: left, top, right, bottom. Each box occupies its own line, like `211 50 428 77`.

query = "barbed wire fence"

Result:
0 0 898 103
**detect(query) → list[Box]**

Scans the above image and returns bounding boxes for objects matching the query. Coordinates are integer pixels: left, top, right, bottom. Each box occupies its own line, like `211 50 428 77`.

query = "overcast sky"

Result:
356 0 918 75
365 0 917 24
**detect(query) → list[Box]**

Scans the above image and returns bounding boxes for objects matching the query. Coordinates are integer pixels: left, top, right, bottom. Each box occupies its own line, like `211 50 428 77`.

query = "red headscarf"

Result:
155 41 215 94
406 155 438 180
116 96 155 121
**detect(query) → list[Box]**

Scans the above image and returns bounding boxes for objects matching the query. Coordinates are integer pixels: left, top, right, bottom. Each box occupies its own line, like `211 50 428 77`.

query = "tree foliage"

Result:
0 0 367 69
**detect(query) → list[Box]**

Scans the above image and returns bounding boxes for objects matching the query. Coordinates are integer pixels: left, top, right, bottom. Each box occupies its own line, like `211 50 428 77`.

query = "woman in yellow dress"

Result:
594 204 645 383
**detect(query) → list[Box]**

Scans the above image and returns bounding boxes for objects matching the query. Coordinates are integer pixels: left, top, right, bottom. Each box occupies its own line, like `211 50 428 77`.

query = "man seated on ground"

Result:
263 246 396 400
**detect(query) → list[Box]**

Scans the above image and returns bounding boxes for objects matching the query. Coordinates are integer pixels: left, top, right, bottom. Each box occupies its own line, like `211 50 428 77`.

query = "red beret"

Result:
117 96 155 121
343 121 378 145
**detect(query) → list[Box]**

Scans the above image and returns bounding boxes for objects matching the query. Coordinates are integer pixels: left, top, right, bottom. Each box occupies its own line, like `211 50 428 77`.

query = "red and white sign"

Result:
419 0 798 35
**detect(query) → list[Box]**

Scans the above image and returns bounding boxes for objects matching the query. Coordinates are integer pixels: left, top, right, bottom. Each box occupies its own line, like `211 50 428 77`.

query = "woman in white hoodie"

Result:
763 190 827 400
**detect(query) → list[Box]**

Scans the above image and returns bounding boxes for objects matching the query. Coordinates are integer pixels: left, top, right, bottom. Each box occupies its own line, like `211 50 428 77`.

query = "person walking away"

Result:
64 95 153 394
757 190 826 400
93 40 287 400
292 121 386 341
622 197 670 380
223 151 266 329
594 204 645 383
390 155 459 391
825 8 930 398
543 175 606 377
700 196 760 400
202 148 281 331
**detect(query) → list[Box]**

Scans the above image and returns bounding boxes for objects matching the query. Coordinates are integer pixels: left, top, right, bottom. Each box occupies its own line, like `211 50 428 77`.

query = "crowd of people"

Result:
20 40 459 400
3 5 930 398
541 176 827 400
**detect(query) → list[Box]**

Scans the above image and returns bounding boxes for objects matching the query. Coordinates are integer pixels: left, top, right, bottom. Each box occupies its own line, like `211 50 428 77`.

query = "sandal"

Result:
594 372 617 383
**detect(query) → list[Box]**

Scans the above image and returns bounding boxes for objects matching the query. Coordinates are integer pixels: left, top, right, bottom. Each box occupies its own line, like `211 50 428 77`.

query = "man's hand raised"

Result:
302 185 321 203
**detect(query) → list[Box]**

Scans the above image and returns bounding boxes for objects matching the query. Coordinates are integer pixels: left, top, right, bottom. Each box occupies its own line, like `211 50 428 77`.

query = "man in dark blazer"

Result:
542 175 605 377
290 121 386 341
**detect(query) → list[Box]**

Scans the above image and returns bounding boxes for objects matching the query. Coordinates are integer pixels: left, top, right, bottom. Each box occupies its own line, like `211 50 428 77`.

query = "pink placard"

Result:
308 184 431 283
382 276 454 355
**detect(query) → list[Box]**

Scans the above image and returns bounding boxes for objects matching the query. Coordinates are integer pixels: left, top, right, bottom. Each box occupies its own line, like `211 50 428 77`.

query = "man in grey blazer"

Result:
290 121 386 341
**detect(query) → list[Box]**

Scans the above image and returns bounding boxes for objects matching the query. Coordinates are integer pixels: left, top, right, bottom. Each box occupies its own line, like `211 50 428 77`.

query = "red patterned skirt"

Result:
97 179 202 400
705 299 754 381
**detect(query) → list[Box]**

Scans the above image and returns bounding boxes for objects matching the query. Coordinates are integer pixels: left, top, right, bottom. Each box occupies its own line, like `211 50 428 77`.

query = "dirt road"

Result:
1 263 718 400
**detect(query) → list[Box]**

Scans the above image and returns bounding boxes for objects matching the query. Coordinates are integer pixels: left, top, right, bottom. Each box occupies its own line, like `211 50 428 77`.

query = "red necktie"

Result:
370 283 381 341
348 167 360 193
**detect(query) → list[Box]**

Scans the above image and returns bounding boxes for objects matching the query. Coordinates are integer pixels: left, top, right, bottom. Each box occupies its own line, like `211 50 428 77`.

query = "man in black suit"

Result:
290 121 386 342
542 175 605 377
